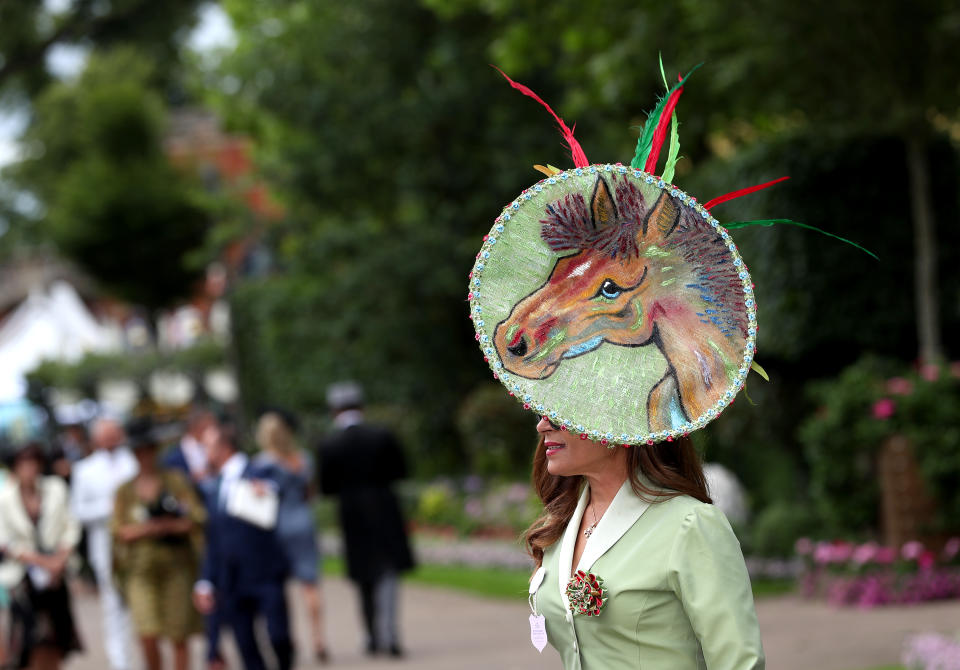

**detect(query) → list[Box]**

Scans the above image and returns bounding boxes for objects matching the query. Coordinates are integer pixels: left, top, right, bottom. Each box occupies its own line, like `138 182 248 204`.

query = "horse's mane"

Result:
540 178 646 259
665 207 748 339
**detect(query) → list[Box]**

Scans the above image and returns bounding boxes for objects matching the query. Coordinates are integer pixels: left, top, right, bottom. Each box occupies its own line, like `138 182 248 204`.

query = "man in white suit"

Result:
70 418 138 670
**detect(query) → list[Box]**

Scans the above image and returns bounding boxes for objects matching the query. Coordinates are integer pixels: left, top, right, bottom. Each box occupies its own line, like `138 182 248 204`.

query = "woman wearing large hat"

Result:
469 65 771 668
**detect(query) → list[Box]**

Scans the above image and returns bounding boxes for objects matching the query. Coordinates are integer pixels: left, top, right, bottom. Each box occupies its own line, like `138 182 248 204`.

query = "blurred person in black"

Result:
193 419 292 670
318 382 414 658
0 442 82 669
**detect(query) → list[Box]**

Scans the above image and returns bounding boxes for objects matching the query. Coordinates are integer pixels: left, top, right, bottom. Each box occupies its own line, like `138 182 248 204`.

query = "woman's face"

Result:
535 416 622 478
134 445 157 470
13 454 42 485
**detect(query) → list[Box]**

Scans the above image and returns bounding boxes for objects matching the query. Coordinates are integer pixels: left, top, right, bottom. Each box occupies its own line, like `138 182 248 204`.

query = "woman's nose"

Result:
536 416 553 433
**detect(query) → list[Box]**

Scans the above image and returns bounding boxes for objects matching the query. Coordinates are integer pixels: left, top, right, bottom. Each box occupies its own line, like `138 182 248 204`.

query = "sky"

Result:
0 1 236 168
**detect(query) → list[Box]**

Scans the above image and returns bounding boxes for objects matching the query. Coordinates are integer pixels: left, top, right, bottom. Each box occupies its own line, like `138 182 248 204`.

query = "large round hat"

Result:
468 65 782 447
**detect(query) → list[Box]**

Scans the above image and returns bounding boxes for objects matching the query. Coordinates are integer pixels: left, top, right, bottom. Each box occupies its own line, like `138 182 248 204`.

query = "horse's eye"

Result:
597 279 624 300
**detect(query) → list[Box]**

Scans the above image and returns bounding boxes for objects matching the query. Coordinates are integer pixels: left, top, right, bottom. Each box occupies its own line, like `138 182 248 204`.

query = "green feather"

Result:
661 111 681 183
724 219 879 260
750 360 770 381
631 63 701 170
657 54 682 183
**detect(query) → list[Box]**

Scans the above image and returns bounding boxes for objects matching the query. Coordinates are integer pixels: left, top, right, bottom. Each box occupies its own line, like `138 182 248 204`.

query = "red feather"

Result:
704 176 790 211
492 66 589 168
643 78 685 175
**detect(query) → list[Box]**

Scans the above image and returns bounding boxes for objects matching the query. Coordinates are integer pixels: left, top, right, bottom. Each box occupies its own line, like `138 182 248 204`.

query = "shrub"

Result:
750 501 818 558
456 382 537 479
799 357 960 536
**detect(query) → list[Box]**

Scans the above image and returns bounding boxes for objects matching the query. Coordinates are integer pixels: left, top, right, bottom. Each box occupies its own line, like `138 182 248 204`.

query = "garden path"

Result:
63 578 960 670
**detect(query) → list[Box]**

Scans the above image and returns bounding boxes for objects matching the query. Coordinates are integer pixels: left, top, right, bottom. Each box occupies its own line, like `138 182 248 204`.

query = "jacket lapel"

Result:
575 478 651 574
557 483 590 613
3 481 36 541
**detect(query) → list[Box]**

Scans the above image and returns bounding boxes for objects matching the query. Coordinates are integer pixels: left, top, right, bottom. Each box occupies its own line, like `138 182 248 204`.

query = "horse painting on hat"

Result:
492 173 749 433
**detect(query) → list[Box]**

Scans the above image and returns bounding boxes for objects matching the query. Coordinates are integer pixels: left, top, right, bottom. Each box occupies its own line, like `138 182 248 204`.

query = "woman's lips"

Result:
545 441 565 456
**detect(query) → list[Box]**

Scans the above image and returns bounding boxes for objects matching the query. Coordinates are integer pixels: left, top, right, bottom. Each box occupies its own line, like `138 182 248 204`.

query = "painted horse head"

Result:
493 174 749 431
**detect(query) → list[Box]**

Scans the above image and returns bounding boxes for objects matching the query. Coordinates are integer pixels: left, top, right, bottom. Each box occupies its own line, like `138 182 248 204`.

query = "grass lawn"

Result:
324 557 796 601
323 557 532 599
751 577 795 598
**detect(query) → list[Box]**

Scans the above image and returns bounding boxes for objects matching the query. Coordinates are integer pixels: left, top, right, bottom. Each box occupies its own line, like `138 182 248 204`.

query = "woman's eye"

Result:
597 279 624 300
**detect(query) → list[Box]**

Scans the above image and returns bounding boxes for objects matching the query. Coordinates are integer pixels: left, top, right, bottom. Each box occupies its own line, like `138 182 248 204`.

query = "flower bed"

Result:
406 476 541 538
903 632 960 670
797 538 960 607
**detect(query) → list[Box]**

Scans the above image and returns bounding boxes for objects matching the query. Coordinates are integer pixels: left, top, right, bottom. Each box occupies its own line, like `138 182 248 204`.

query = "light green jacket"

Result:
530 479 764 669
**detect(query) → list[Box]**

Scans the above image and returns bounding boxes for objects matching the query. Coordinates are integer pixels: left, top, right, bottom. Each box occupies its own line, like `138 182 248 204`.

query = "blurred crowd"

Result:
0 382 413 670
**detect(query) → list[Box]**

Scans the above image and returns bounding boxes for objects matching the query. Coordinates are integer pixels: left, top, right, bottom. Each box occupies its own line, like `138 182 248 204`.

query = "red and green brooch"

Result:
565 570 607 617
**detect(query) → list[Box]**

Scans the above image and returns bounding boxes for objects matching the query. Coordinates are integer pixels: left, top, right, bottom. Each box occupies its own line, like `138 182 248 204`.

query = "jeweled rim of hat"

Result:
468 163 756 446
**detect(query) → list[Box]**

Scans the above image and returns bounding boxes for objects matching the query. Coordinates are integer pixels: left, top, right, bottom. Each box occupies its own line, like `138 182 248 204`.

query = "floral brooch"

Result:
565 570 607 616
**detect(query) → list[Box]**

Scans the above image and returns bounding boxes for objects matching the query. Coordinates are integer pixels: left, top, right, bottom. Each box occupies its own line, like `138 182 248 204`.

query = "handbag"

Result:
225 479 279 530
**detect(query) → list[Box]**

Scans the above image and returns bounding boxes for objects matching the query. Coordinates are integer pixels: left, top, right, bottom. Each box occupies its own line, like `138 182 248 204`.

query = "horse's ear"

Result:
590 177 618 229
645 192 680 238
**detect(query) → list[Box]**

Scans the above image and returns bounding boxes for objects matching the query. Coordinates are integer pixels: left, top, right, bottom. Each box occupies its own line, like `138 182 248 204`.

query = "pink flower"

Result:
813 542 834 565
885 377 914 396
943 537 960 560
464 499 483 519
920 364 940 382
872 398 896 420
832 541 854 563
852 542 879 566
505 483 528 504
902 540 925 561
875 546 897 565
795 537 814 556
918 550 936 570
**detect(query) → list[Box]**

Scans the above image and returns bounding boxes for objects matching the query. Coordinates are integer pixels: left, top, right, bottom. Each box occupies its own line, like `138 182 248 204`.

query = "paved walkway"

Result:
64 578 960 670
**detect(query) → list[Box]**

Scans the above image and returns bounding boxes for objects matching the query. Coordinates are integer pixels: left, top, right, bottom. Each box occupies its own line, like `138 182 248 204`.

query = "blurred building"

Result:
0 109 278 416
0 257 122 402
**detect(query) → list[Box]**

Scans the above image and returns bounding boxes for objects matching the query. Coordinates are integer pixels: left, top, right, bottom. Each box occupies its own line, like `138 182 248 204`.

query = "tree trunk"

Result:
905 134 942 364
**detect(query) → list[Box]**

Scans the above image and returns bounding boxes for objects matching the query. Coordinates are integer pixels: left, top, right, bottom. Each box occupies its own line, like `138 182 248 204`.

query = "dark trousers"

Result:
223 583 292 670
205 608 221 663
357 571 399 651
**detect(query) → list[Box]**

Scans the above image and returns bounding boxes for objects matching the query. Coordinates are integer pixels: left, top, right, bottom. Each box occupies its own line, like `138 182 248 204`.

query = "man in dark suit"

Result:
318 382 414 658
193 421 292 670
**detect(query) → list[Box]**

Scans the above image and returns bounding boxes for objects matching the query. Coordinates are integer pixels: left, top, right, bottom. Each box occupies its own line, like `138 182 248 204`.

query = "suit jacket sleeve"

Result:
383 432 407 483
199 484 219 587
317 440 340 495
0 488 26 557
667 504 765 669
42 478 81 552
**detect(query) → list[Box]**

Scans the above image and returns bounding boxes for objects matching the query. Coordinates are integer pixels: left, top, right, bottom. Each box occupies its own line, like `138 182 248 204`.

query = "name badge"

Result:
529 614 548 652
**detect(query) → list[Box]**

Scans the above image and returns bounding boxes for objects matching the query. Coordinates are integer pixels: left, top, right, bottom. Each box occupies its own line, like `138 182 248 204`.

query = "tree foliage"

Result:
0 0 203 99
213 0 596 473
208 0 960 483
3 49 211 310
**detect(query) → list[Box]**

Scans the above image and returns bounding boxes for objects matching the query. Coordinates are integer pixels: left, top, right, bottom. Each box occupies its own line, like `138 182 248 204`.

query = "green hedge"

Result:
799 356 960 536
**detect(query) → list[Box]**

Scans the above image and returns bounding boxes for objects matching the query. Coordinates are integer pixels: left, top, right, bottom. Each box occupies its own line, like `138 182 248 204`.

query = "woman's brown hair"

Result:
523 435 712 567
